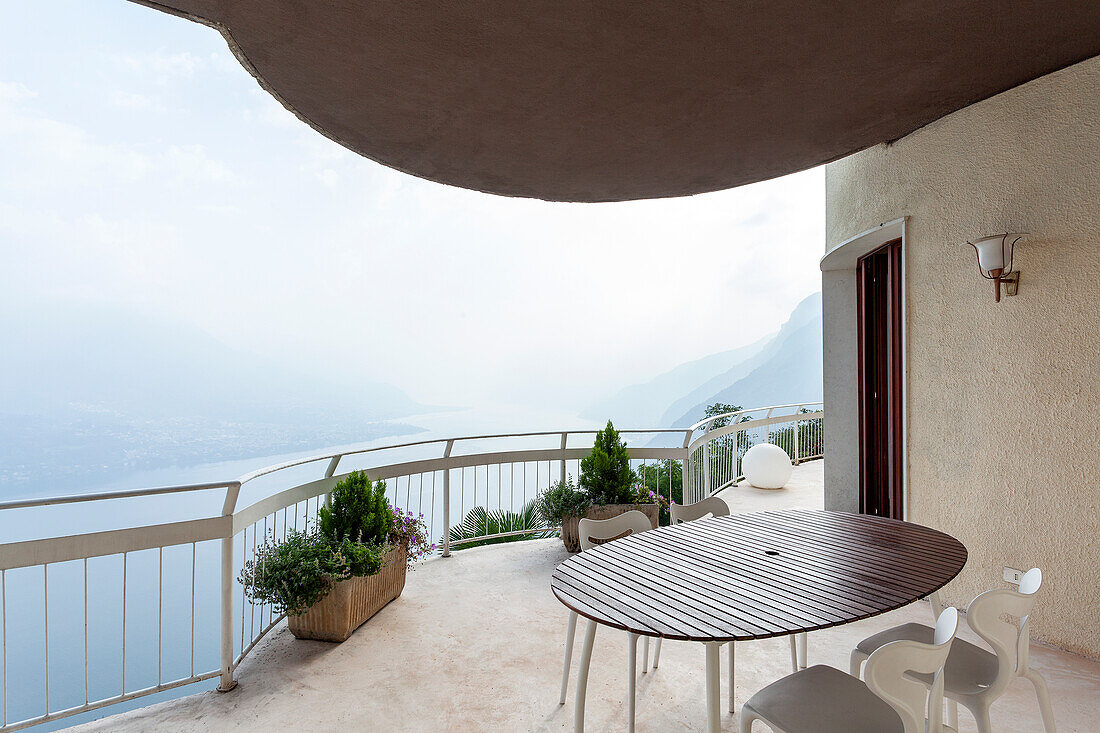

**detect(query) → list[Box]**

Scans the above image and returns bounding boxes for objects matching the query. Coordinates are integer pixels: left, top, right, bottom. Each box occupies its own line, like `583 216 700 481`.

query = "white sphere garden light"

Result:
741 443 793 490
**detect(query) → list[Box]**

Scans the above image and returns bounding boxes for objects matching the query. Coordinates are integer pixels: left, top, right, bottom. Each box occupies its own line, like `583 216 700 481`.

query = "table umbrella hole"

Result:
764 550 780 556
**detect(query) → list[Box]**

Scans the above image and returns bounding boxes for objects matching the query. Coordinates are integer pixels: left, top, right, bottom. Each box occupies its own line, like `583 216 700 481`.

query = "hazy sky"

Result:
0 1 824 411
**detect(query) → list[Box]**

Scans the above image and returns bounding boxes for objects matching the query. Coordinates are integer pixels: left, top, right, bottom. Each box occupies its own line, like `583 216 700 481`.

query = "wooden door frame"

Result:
856 238 904 519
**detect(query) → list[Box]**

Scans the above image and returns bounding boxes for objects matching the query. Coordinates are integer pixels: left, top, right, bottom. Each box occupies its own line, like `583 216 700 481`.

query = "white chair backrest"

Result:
578 510 653 551
669 496 730 524
967 567 1042 689
865 607 958 733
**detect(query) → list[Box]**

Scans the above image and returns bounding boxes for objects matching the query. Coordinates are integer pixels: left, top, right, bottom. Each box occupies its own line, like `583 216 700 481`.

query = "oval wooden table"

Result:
550 509 967 732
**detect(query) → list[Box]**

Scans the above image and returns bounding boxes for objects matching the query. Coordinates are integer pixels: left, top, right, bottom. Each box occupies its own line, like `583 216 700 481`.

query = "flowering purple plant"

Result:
389 505 435 567
632 484 669 509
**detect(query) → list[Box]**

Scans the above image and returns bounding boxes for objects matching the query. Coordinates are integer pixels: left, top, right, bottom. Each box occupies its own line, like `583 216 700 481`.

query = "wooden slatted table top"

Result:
550 509 967 642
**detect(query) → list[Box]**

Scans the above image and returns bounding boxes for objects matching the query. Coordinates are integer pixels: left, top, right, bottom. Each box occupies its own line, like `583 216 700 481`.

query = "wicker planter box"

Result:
560 504 658 553
288 544 407 642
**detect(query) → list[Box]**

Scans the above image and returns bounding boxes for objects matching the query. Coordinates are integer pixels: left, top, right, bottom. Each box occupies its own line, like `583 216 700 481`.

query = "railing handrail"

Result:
1 428 694 514
686 401 823 434
233 427 693 487
685 407 824 453
0 480 241 512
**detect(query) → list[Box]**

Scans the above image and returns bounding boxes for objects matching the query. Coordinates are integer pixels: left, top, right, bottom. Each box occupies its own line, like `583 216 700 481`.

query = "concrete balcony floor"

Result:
71 462 1100 732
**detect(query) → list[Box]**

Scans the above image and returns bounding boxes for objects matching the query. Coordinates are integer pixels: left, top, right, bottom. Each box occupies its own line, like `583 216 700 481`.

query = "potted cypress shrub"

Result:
536 420 663 552
239 471 433 642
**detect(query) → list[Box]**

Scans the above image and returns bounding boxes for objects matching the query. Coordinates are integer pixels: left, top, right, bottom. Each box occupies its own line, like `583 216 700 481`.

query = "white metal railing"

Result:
0 405 822 731
683 402 824 500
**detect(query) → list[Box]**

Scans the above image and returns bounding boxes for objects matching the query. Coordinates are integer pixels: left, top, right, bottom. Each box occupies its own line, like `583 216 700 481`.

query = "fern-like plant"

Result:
445 500 553 550
579 420 637 505
319 471 392 545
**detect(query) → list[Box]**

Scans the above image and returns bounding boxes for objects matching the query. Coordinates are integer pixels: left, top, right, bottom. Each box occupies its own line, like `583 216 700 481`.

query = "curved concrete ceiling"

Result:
137 1 1100 202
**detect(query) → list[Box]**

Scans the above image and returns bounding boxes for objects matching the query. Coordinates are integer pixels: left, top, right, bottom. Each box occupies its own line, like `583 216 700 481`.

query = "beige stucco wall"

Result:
825 56 1100 657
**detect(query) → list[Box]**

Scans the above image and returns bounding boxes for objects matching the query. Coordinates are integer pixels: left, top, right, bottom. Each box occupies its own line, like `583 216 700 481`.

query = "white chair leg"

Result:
738 705 758 733
652 637 663 669
574 620 598 733
849 649 867 678
627 633 639 733
797 633 807 669
947 698 959 728
788 635 798 673
642 635 650 675
727 641 735 713
560 611 578 705
969 702 992 733
1024 669 1057 733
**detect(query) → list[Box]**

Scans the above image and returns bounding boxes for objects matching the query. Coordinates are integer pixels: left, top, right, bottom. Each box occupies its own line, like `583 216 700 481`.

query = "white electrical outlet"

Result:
1003 566 1023 584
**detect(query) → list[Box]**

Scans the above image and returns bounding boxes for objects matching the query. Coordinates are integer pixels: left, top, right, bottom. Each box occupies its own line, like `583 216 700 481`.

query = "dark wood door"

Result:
856 239 903 519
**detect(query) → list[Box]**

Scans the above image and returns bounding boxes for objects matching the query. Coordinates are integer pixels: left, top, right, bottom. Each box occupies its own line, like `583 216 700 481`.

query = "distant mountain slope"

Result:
669 293 822 427
580 333 774 427
0 303 426 496
0 303 424 423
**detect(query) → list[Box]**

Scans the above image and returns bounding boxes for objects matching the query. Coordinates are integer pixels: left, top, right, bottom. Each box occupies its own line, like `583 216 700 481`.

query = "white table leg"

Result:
797 632 808 669
560 611 578 704
574 620 598 733
727 641 735 713
627 633 639 733
705 642 721 733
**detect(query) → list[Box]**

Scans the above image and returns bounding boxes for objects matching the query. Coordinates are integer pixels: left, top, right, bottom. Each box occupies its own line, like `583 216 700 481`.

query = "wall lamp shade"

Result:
968 233 1024 302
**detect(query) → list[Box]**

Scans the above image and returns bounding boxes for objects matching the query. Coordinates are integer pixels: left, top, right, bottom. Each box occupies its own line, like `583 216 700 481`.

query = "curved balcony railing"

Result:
0 404 822 731
684 402 824 498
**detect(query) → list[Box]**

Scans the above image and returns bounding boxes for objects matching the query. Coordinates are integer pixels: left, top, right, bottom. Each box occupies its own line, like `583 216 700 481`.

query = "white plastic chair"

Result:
659 497 805 710
668 495 730 524
740 607 960 733
850 568 1055 733
559 510 654 732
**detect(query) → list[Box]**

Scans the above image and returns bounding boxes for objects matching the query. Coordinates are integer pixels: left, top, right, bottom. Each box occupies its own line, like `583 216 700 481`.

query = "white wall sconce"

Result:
968 233 1024 302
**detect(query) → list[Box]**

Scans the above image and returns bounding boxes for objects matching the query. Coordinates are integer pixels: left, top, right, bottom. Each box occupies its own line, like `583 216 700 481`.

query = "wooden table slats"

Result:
550 510 967 643
679 518 946 600
574 544 790 636
629 526 884 620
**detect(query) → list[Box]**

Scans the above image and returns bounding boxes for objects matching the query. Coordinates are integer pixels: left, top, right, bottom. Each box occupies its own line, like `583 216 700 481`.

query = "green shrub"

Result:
535 477 591 524
579 420 637 505
339 537 385 576
239 530 384 616
319 471 392 545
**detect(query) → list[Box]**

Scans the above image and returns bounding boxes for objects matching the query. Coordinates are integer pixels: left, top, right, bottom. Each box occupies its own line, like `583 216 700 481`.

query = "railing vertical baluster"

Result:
442 440 454 557
239 532 245 659
324 455 341 508
43 564 48 715
2 567 5 727
84 558 88 706
418 473 424 519
794 411 801 464
121 552 127 696
158 546 163 687
262 515 269 630
703 441 712 496
559 433 568 485
190 542 196 679
249 526 256 643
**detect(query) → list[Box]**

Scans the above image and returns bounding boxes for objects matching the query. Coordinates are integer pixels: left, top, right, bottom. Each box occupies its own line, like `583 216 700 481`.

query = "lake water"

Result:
1 403 607 730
